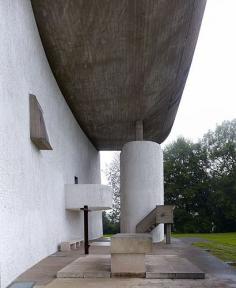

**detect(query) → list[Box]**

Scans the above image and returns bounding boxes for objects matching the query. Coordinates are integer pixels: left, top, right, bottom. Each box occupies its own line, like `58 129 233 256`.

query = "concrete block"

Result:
146 272 205 279
145 255 205 279
60 239 81 251
71 243 76 250
60 242 71 252
111 233 152 254
57 270 84 278
156 205 175 224
29 94 52 150
111 254 146 276
83 271 111 278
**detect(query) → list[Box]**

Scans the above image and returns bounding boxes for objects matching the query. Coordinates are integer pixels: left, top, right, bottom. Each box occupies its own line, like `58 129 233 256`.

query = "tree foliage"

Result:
202 119 236 232
105 152 120 223
103 152 120 234
164 119 236 233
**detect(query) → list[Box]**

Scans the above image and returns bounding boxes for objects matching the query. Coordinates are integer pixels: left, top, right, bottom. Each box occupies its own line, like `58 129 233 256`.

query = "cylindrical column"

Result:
120 141 164 242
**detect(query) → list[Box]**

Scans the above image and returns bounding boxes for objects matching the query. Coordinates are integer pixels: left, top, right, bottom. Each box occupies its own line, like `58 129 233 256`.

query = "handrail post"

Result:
83 205 90 254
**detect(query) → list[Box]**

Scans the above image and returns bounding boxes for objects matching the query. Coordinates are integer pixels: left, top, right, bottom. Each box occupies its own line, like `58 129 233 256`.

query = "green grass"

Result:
174 232 236 263
103 234 114 237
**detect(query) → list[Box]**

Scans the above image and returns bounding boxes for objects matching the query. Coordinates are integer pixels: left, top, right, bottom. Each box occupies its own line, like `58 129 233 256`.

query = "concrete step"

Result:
146 255 205 279
57 255 111 278
57 254 205 279
7 283 35 288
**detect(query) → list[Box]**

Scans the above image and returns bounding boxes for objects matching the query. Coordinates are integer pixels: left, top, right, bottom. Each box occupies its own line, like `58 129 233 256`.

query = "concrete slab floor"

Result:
57 254 204 279
15 249 83 286
16 243 110 285
14 238 236 288
7 283 35 288
57 255 111 278
40 278 236 288
146 255 205 279
90 241 110 247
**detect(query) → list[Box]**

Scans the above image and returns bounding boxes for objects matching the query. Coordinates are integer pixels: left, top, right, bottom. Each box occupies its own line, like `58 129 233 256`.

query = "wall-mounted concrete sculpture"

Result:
29 94 52 150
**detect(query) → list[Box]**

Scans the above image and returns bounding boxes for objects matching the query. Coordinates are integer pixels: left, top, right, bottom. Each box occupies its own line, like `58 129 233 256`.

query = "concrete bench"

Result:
60 239 81 252
111 233 152 277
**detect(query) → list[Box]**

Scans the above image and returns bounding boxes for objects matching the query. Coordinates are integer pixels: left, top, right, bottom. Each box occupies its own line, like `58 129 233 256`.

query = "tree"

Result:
103 152 120 234
164 119 236 233
202 119 236 232
164 137 213 233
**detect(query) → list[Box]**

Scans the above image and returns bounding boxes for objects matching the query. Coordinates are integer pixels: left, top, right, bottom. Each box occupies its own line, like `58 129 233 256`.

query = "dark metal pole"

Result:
83 205 89 254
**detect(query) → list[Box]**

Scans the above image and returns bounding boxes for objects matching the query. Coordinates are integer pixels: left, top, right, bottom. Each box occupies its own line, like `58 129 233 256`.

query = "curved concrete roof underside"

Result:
31 0 206 150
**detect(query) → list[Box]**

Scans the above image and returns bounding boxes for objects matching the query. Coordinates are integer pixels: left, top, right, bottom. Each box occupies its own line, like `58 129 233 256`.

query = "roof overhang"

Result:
31 0 206 150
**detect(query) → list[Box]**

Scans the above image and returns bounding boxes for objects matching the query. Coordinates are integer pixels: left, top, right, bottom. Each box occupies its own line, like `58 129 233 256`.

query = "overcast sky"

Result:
101 0 236 184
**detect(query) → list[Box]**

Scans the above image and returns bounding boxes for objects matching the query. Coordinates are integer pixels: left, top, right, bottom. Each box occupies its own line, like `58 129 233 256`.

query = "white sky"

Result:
101 0 236 184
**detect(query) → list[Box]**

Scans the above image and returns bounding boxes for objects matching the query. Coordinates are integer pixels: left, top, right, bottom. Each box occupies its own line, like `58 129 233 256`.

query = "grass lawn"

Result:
174 232 236 264
103 234 114 238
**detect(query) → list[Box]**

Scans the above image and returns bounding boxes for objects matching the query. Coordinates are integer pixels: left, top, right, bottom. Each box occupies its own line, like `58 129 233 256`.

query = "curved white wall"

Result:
120 141 164 242
0 1 102 287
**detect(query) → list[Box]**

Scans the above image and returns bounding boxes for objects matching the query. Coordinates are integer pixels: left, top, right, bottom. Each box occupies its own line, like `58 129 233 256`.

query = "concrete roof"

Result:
31 0 206 150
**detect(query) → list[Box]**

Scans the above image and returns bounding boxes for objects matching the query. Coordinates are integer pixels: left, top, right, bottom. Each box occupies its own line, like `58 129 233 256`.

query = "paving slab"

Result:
146 255 205 279
57 255 111 278
91 237 111 242
7 283 35 288
16 249 83 285
90 241 110 247
42 278 232 288
14 237 236 287
57 254 204 279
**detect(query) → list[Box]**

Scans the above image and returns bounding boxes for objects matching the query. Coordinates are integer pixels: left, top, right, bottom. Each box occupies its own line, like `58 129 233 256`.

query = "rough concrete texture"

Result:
111 254 146 276
120 142 164 242
111 233 152 254
65 184 112 210
31 0 207 150
0 1 102 287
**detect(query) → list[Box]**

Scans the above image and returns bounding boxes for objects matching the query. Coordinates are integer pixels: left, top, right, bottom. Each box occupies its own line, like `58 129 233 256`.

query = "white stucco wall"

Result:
0 1 102 287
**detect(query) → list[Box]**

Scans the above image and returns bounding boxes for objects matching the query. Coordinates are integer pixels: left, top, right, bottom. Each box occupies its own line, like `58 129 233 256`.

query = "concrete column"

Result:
120 141 164 242
135 120 143 140
166 223 172 244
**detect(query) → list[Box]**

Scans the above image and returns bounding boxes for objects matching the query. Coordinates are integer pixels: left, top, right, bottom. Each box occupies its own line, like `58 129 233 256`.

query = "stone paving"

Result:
56 254 205 279
37 277 236 288
14 237 236 288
